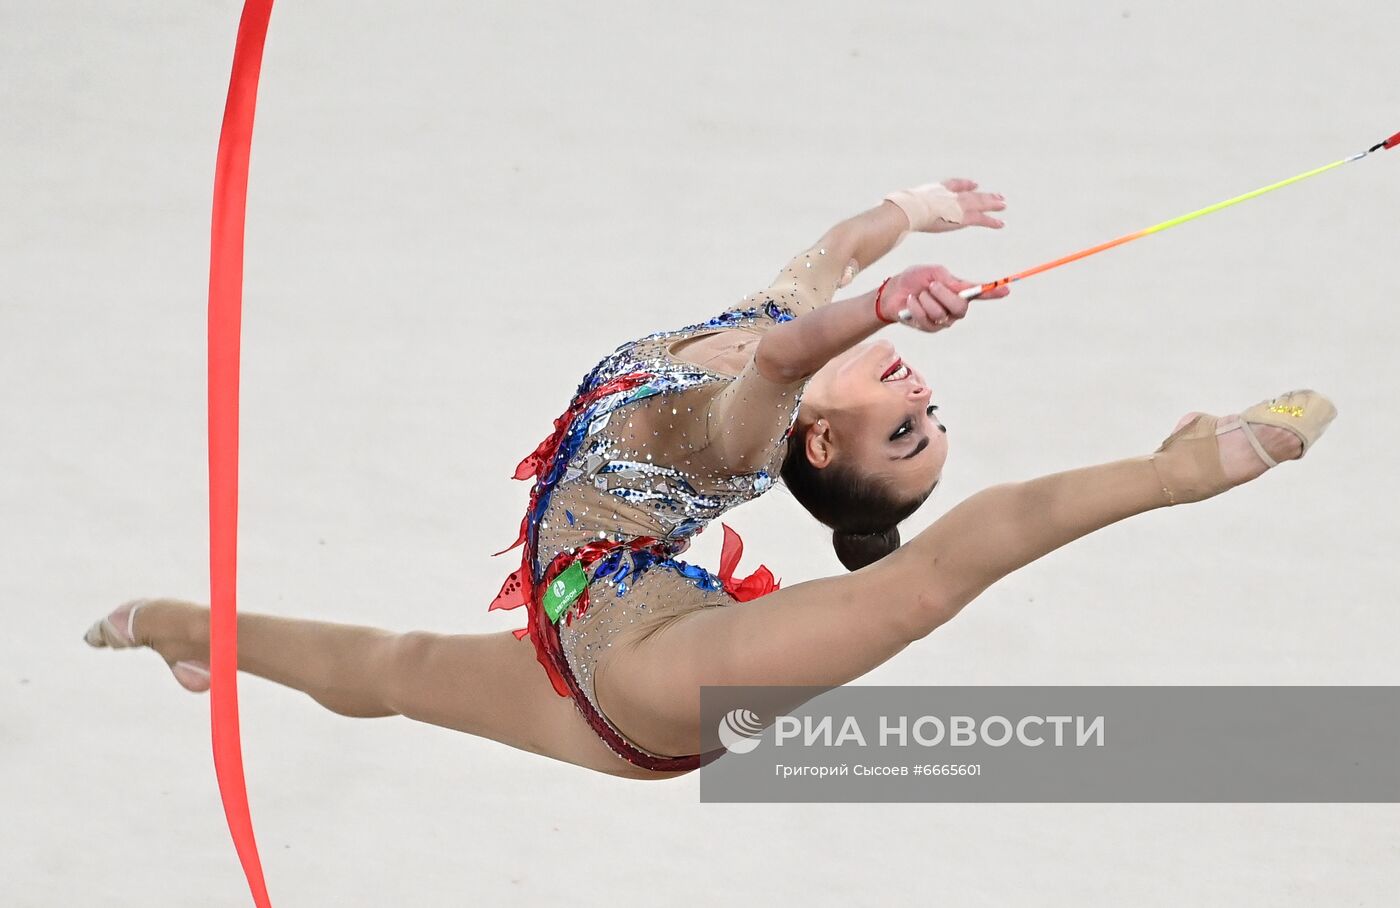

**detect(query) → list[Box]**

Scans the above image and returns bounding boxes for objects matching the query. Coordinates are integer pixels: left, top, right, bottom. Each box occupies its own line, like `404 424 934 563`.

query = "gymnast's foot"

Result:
1151 389 1337 504
84 598 212 692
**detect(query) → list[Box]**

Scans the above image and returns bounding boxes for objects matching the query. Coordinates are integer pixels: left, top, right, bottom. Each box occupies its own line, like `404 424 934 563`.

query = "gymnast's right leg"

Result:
84 601 657 778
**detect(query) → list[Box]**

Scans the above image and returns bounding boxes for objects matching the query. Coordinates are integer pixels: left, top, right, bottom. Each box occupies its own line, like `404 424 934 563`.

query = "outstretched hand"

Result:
938 178 1006 232
877 264 1011 332
883 177 1007 234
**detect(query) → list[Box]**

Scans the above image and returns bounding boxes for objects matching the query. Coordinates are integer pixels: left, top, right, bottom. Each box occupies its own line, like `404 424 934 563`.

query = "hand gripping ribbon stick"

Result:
899 129 1400 320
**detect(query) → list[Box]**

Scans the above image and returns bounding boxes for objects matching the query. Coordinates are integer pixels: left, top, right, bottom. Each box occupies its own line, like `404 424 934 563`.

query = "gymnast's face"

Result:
798 339 947 500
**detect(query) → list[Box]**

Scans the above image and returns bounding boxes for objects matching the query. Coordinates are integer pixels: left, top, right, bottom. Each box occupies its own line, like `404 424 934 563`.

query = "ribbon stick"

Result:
897 129 1400 318
208 1 276 906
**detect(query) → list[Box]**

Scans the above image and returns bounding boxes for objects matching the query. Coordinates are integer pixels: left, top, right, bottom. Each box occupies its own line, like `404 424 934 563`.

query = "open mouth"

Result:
881 358 910 382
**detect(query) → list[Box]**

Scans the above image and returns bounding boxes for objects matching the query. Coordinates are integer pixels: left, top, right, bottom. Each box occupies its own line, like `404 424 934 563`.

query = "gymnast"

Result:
86 177 1335 779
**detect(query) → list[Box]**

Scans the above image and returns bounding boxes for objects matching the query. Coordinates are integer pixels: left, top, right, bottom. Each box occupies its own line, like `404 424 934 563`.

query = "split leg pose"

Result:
86 398 1329 778
87 177 1335 779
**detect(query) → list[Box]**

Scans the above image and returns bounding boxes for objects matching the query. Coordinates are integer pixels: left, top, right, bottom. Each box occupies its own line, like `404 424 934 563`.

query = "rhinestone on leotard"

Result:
496 243 846 759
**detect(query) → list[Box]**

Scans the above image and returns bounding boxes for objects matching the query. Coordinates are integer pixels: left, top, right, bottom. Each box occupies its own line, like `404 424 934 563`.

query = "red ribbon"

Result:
716 522 780 601
208 2 275 905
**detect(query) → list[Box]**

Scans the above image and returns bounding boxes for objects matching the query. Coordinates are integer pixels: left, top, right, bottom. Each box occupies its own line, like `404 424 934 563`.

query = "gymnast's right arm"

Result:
700 181 1008 469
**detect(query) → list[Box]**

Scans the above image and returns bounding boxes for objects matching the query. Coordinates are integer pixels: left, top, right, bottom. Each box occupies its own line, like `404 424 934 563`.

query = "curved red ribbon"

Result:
716 523 780 601
208 2 275 906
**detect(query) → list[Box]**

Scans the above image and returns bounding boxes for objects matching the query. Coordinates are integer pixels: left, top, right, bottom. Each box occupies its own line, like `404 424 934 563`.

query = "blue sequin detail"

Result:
671 558 726 592
592 548 725 599
668 518 705 540
694 299 795 330
764 300 796 323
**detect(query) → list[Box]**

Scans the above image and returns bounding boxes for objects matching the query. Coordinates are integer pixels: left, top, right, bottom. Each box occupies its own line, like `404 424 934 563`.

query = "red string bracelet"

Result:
873 277 897 325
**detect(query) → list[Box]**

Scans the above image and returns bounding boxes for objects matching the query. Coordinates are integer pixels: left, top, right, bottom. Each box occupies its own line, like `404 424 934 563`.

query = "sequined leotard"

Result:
489 241 849 771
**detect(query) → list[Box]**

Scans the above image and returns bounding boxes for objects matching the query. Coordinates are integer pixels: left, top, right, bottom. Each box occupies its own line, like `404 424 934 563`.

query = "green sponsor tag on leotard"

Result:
542 561 587 624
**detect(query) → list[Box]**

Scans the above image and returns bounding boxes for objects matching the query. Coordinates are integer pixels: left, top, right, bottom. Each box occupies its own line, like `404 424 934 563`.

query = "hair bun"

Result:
832 526 901 571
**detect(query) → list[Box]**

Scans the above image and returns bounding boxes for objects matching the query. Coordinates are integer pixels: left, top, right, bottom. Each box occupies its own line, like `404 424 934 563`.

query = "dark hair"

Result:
780 432 934 571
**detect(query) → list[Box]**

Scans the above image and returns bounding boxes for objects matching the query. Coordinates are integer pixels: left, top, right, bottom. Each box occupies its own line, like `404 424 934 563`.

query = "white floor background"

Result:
4 2 1399 905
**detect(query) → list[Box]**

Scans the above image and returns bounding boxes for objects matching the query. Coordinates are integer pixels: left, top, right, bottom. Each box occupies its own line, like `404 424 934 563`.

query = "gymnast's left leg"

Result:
85 600 655 777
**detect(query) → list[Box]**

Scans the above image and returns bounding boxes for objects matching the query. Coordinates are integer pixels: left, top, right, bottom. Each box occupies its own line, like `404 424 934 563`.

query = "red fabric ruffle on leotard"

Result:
488 374 779 771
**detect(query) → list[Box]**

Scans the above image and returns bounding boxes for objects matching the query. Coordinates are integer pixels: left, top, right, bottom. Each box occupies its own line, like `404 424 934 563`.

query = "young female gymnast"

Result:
86 177 1336 780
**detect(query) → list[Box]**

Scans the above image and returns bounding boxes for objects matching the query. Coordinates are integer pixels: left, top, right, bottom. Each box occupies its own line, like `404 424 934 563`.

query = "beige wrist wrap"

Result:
883 182 964 232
